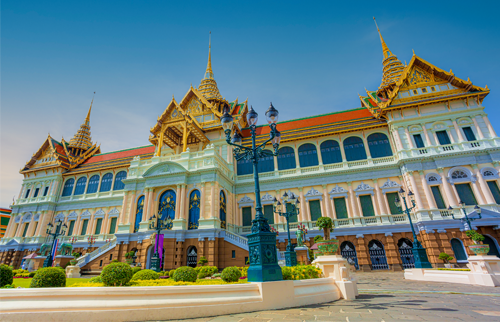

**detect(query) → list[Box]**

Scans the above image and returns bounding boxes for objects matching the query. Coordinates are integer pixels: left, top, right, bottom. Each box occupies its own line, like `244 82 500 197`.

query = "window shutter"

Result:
67 221 75 236
455 183 477 205
80 220 88 235
413 134 425 148
431 186 446 209
436 131 451 145
309 200 322 221
385 192 402 214
359 195 375 217
462 127 477 142
109 217 117 234
242 207 252 226
487 181 500 204
94 218 103 235
333 198 348 219
263 205 274 224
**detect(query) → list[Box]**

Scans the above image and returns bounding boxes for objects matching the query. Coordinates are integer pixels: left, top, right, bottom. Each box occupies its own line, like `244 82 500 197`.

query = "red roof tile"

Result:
83 145 155 164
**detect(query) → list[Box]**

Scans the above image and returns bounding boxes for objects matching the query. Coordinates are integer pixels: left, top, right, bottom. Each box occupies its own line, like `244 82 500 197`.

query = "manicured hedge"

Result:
89 276 102 283
30 267 66 288
281 265 322 280
0 264 13 287
197 266 218 279
169 269 176 278
131 269 159 281
221 267 241 282
101 262 133 286
173 266 197 282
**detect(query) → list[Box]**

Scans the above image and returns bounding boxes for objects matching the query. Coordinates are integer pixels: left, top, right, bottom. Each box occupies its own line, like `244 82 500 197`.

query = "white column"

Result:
472 117 485 139
120 192 130 224
447 129 455 144
347 183 358 217
298 189 306 222
474 167 495 204
200 183 206 219
408 172 424 210
471 179 486 205
363 135 372 158
317 142 323 165
404 127 415 149
452 120 465 142
420 171 437 209
421 124 432 146
374 180 388 215
371 194 380 216
483 115 497 137
322 185 332 218
210 183 215 218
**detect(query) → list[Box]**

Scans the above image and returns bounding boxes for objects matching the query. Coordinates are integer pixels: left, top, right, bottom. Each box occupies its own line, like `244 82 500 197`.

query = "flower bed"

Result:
70 278 248 287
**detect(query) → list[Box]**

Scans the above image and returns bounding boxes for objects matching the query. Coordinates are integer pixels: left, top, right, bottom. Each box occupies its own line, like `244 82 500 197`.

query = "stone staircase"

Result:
223 230 248 251
76 239 117 268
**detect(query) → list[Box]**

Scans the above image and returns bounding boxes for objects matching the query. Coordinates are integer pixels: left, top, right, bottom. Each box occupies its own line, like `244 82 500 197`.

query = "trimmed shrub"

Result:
197 256 208 266
101 262 133 286
0 264 13 287
281 265 322 280
110 259 119 263
131 269 160 281
221 267 241 283
281 267 293 280
131 267 142 275
30 267 66 288
197 266 218 279
158 271 168 277
89 276 102 283
169 269 176 278
238 266 248 278
173 266 197 282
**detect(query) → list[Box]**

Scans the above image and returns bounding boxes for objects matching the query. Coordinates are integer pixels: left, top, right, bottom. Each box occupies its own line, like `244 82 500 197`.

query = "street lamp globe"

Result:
474 205 482 214
221 110 234 131
231 131 242 145
265 102 279 124
394 197 401 208
398 187 405 196
272 131 281 145
247 106 259 126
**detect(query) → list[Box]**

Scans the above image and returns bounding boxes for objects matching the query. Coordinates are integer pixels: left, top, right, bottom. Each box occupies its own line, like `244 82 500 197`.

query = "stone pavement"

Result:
154 271 500 322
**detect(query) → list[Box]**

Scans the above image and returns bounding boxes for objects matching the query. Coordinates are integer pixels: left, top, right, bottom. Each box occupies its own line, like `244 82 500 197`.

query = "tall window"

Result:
74 177 87 195
22 223 29 237
87 175 100 193
451 238 467 261
134 196 144 233
462 127 477 141
94 218 103 235
367 133 393 158
43 186 49 196
113 171 127 190
413 134 425 148
67 221 75 236
33 188 40 198
61 179 75 196
158 190 176 223
298 143 319 167
487 181 500 204
359 195 375 217
309 200 322 221
431 186 446 209
286 202 298 223
24 189 31 198
320 140 342 164
263 204 274 225
109 217 117 234
32 222 38 236
385 192 402 214
333 198 348 219
242 207 252 226
257 150 274 173
277 147 296 170
343 137 367 161
455 183 478 205
436 130 451 145
188 190 201 230
80 219 89 235
100 173 113 192
237 159 253 175
220 191 227 229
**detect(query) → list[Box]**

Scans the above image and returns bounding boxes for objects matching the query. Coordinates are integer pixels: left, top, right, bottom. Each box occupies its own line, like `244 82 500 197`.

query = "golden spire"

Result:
373 17 392 60
198 32 223 101
68 93 95 152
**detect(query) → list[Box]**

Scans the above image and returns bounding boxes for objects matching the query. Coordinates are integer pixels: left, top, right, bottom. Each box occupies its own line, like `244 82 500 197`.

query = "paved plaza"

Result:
158 272 500 322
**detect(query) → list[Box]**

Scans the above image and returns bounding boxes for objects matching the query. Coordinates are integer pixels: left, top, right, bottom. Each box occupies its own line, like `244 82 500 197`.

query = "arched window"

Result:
343 137 367 161
86 175 100 194
134 196 144 233
237 159 253 175
367 133 393 158
320 140 342 164
451 170 468 179
257 150 274 173
113 171 127 190
483 235 500 257
100 173 113 192
220 191 227 229
73 177 87 195
188 190 201 230
158 190 176 227
277 147 296 170
298 143 319 167
61 179 75 196
450 238 468 261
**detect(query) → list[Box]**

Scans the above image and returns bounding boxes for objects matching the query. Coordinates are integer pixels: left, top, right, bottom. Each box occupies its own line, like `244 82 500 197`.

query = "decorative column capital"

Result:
347 182 352 187
418 170 425 175
297 187 303 192
321 184 327 189
437 167 444 174
471 164 478 170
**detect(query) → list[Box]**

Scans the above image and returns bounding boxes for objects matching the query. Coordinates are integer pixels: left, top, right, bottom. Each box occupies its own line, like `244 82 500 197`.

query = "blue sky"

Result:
1 1 499 206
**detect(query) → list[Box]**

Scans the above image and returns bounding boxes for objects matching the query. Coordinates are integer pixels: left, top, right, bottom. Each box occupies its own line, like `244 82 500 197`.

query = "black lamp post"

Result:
272 192 300 266
148 213 173 272
449 201 482 230
221 103 283 282
43 220 67 267
394 188 433 269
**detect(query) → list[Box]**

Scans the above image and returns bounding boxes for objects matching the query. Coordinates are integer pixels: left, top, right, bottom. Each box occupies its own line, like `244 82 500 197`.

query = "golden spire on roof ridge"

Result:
68 92 95 152
198 32 223 101
204 31 214 80
373 17 392 60
85 91 95 126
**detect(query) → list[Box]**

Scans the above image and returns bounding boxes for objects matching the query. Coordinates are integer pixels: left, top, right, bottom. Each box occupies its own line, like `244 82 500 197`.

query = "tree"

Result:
316 217 333 241
197 256 208 266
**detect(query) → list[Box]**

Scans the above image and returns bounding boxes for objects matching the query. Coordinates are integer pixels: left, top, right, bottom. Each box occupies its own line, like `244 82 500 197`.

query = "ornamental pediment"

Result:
143 161 187 178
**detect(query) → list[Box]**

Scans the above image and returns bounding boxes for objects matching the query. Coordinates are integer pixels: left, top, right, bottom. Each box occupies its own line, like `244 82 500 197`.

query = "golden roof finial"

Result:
198 31 223 101
373 17 392 60
204 31 213 79
85 91 95 126
68 92 95 152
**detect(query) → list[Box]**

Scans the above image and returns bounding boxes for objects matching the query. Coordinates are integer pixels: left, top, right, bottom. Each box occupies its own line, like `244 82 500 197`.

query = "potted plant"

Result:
312 235 324 257
125 251 135 264
466 230 489 255
438 252 454 268
70 252 80 266
315 217 339 255
197 256 208 266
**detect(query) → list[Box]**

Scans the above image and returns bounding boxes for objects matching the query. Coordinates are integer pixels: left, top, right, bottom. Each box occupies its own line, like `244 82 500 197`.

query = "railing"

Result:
77 238 117 268
224 231 248 250
440 144 455 152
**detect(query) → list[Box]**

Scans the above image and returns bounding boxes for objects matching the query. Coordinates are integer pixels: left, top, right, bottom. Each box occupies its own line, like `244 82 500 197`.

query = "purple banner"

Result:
155 234 164 269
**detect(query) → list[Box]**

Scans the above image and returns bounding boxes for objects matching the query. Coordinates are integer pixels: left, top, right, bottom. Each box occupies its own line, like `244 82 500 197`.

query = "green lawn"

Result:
12 278 89 288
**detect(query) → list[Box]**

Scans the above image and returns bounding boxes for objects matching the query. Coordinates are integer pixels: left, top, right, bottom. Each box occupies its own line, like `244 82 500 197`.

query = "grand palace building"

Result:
2 26 500 272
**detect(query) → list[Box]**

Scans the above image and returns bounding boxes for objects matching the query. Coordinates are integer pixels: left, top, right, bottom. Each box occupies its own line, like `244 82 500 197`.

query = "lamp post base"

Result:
247 231 283 282
150 254 161 272
412 246 433 269
285 250 297 267
43 255 53 268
